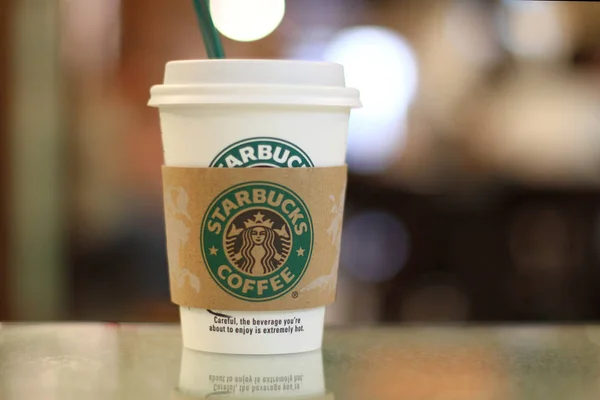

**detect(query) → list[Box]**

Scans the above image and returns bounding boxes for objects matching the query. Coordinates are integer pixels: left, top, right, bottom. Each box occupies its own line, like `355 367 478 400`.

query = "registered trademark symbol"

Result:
292 291 299 299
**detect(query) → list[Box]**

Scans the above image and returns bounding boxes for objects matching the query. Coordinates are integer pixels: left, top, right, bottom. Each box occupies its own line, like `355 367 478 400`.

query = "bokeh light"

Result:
340 211 409 283
444 0 500 66
498 0 567 60
324 26 419 174
473 72 600 184
210 0 285 42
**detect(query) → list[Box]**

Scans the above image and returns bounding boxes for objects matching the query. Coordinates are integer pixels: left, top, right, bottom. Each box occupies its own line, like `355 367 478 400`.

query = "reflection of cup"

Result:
174 348 331 399
149 60 360 354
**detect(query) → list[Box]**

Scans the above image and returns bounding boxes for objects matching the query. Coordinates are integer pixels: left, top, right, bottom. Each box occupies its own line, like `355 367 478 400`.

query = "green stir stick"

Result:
192 0 226 58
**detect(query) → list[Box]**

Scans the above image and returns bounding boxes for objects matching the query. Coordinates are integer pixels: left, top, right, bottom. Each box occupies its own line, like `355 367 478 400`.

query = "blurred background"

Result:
4 0 600 324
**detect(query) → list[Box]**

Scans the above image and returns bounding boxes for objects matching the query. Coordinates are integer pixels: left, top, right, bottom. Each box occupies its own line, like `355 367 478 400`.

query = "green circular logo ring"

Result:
209 137 314 168
200 181 314 301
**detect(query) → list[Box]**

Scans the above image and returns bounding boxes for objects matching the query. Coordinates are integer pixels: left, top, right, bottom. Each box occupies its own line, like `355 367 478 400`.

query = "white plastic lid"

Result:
148 59 361 108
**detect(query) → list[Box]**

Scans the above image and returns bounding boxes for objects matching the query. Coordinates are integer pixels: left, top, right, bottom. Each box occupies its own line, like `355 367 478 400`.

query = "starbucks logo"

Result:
209 137 314 168
201 182 313 301
225 209 291 276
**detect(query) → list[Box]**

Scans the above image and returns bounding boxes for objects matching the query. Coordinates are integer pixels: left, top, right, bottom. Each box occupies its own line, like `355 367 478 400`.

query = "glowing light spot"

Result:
498 0 566 59
324 26 419 174
210 0 285 42
340 211 409 282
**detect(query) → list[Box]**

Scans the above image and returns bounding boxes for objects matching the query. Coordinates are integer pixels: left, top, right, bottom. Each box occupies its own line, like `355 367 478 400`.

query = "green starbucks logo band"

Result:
201 182 314 301
209 137 314 168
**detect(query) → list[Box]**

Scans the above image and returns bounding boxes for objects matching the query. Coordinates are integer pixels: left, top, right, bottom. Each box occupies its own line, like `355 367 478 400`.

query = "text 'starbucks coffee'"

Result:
149 60 360 355
202 182 313 301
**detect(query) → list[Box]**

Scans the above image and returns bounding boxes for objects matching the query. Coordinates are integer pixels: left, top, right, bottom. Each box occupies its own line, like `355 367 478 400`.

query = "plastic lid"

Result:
148 60 361 108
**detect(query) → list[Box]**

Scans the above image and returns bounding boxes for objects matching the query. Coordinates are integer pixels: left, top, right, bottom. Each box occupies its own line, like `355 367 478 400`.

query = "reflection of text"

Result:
209 316 305 335
209 374 304 394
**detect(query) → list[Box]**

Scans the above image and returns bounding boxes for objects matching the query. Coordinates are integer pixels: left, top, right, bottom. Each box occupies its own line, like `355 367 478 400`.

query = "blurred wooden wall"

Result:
0 0 12 319
119 0 199 110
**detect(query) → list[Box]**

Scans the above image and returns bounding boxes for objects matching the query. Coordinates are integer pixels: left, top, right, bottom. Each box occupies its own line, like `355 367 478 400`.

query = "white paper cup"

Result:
149 60 360 355
177 348 325 398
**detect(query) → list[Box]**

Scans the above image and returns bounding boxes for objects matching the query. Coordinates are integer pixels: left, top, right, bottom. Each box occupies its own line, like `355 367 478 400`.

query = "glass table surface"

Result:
2 324 600 399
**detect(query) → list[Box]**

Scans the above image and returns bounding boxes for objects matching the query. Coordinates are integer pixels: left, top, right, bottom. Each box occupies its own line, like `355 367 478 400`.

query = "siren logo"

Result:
201 182 314 301
209 137 314 168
